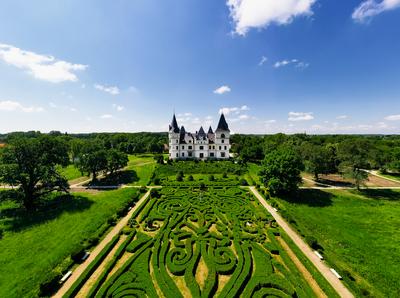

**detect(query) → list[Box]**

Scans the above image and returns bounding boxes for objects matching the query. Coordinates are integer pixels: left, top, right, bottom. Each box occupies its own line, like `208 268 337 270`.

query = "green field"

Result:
379 171 400 182
271 189 400 297
0 188 140 297
57 164 83 181
126 154 156 186
65 187 332 297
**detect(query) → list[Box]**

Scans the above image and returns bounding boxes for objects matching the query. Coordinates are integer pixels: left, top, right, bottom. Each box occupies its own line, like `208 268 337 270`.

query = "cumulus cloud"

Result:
94 84 120 95
0 100 44 112
274 59 309 69
213 85 231 95
258 56 268 66
384 114 400 121
219 105 250 115
352 0 400 22
0 43 87 83
288 111 314 121
227 0 316 36
100 114 113 119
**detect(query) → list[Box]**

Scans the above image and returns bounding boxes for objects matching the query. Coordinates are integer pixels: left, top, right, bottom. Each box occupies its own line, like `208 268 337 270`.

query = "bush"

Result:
0 228 3 240
71 245 86 263
239 178 248 186
176 172 183 182
222 172 228 178
154 177 161 185
39 271 61 297
305 236 319 250
107 214 118 226
188 175 194 181
209 174 215 181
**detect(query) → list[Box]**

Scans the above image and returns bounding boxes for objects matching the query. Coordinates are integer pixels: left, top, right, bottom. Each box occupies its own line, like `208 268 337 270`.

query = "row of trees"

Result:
0 135 130 210
246 135 400 195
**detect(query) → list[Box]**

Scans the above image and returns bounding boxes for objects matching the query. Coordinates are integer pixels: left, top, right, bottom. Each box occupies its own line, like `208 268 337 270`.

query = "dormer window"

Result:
221 133 225 138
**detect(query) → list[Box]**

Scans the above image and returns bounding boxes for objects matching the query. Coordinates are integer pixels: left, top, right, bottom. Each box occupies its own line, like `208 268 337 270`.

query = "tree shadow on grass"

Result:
357 189 400 201
87 170 138 187
0 193 93 233
280 189 334 207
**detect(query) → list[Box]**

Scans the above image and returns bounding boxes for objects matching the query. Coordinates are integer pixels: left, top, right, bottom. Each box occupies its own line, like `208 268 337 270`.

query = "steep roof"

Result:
198 126 206 136
207 126 214 134
216 113 230 132
179 126 186 142
170 114 180 133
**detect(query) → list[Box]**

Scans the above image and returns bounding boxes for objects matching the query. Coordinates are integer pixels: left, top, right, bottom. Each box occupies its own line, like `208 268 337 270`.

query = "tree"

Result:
0 136 69 210
260 148 304 196
77 142 108 182
106 149 128 175
338 139 371 189
303 143 337 180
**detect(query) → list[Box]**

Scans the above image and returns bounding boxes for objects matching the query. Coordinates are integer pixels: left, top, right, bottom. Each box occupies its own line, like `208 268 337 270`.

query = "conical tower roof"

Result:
170 114 180 133
208 126 214 134
198 126 206 136
216 113 230 132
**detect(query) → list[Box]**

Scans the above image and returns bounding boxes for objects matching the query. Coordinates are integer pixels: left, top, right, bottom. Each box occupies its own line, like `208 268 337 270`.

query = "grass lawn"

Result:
379 171 400 182
126 154 156 186
0 188 140 297
245 162 262 185
57 164 83 181
272 189 400 297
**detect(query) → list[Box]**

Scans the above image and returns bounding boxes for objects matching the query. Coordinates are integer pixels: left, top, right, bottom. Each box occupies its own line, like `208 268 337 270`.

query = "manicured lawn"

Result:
126 154 156 186
272 189 400 297
379 171 400 182
57 164 83 181
245 162 262 185
0 188 140 297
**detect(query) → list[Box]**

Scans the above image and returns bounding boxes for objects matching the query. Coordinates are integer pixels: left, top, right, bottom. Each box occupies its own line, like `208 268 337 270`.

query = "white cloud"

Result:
227 0 316 36
94 84 120 95
112 104 124 111
384 114 400 121
288 111 314 121
100 114 113 119
258 56 268 66
352 0 400 22
265 119 277 124
0 100 44 112
274 58 308 69
213 85 231 95
336 115 348 119
0 43 87 83
239 114 250 120
219 105 250 115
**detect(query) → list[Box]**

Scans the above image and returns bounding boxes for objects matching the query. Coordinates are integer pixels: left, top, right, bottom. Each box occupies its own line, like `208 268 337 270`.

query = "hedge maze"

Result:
73 187 320 297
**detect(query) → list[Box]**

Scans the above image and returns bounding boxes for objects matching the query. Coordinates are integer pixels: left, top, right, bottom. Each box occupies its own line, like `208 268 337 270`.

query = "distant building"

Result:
168 113 230 160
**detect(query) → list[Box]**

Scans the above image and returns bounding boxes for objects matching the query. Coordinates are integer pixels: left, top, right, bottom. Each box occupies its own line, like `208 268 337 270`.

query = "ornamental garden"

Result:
64 187 331 297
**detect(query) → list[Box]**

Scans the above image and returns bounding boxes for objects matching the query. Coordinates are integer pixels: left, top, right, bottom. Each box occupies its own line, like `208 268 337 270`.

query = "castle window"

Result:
188 152 192 157
188 146 192 150
200 146 204 150
176 140 178 143
221 134 225 138
182 146 184 150
222 139 224 143
224 146 227 150
176 153 178 157
210 152 214 157
182 152 185 157
176 146 178 150
221 152 225 157
219 146 221 150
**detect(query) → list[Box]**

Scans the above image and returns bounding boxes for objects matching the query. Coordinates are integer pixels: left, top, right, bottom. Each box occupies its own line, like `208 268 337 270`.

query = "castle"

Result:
168 113 230 160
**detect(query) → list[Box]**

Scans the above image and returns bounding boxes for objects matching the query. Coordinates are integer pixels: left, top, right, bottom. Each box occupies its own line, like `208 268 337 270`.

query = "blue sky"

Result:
1 0 400 134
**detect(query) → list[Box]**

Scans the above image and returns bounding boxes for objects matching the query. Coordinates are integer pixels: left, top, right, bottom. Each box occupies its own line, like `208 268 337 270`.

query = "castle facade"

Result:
168 113 230 160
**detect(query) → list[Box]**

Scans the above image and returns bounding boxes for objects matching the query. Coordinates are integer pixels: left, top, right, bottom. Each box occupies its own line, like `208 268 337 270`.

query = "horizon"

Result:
1 1 400 134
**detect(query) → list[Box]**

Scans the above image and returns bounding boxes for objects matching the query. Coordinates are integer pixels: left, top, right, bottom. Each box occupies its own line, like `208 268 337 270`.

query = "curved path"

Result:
249 186 354 298
53 190 151 298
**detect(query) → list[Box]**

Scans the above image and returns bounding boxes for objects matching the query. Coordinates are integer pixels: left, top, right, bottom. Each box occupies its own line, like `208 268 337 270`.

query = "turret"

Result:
215 113 230 159
169 114 180 159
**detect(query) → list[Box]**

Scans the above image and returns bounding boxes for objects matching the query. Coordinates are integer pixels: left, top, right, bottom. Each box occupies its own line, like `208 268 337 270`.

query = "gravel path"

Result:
249 186 354 298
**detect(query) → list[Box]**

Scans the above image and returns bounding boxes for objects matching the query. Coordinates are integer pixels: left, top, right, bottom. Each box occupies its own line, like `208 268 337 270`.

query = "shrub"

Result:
209 174 215 181
188 175 194 181
305 236 319 250
176 172 183 182
0 228 3 240
222 172 228 178
154 177 161 185
107 214 118 226
199 182 206 190
39 271 61 297
71 245 85 263
239 178 248 186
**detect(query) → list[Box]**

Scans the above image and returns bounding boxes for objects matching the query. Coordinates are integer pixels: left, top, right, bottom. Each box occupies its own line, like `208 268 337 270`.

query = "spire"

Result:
180 126 186 142
216 113 230 132
198 126 206 136
208 126 213 134
170 114 180 133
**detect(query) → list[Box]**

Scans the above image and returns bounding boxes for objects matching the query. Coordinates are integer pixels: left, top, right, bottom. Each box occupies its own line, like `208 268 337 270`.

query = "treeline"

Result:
0 132 168 210
232 134 400 194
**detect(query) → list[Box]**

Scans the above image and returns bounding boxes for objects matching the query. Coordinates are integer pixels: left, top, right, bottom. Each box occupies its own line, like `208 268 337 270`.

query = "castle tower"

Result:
168 114 180 159
214 113 230 159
